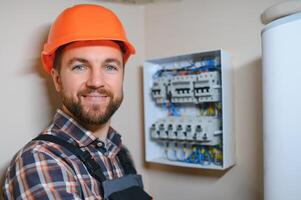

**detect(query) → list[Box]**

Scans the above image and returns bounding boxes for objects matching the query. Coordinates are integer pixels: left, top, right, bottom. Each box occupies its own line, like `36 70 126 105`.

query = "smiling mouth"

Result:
82 93 109 103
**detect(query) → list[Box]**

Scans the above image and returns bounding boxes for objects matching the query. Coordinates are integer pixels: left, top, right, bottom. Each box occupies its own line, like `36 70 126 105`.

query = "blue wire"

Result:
169 102 180 116
154 60 220 78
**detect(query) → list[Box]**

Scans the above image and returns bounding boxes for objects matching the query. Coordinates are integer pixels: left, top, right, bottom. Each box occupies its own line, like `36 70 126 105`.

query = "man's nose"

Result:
86 69 105 88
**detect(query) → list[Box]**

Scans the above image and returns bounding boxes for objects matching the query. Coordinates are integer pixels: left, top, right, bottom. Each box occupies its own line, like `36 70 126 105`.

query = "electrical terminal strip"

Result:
194 117 222 146
194 57 220 68
150 118 169 139
194 71 221 103
151 71 221 104
166 122 177 140
177 116 196 141
150 116 222 146
170 75 196 103
164 141 223 165
151 77 169 104
150 123 158 139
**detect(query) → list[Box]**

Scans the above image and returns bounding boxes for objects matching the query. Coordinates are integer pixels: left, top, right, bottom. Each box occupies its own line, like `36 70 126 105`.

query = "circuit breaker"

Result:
143 50 235 170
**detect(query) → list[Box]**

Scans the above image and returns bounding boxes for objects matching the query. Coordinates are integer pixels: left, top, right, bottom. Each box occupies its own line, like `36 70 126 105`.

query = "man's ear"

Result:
51 68 62 92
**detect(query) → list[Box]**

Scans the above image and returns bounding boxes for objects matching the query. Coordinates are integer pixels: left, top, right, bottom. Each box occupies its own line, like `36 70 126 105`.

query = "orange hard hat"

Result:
41 4 135 73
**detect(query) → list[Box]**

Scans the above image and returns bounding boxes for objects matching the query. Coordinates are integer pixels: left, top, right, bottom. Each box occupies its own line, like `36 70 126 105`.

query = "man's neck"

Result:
61 106 110 141
85 123 110 141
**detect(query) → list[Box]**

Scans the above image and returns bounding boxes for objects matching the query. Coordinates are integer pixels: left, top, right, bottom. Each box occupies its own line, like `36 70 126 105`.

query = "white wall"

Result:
0 0 147 196
143 0 280 200
0 0 282 199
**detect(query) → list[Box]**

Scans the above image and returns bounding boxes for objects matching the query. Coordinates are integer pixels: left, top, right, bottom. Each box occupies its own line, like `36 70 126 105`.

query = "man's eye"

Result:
105 64 118 72
72 64 86 71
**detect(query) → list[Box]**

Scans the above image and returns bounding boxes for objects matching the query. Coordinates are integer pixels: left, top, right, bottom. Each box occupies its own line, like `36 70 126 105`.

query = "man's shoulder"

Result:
9 137 55 165
8 132 70 169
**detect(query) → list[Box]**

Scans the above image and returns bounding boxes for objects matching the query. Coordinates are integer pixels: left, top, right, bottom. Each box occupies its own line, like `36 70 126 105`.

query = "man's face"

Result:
51 41 124 128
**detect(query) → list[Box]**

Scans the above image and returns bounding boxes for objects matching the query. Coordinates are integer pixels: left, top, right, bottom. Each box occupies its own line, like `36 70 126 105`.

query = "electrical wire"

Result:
153 59 220 79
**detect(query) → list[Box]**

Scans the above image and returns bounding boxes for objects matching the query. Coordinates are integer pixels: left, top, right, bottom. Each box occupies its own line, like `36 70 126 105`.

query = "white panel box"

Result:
143 50 235 170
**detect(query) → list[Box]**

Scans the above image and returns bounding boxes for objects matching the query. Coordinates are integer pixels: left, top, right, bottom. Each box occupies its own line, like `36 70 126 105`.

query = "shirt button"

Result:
97 142 104 148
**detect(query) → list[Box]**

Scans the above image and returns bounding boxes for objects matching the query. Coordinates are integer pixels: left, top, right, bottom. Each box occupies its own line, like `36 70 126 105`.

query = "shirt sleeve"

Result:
3 148 82 200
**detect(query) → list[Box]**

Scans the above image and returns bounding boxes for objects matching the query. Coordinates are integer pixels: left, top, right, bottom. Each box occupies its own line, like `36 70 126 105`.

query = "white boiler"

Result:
262 2 301 200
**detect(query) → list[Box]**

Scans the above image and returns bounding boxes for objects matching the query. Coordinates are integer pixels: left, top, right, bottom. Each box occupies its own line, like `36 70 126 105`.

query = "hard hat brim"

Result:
41 38 135 73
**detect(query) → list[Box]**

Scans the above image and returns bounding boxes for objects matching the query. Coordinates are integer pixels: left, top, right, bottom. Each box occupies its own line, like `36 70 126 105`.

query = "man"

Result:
2 4 150 200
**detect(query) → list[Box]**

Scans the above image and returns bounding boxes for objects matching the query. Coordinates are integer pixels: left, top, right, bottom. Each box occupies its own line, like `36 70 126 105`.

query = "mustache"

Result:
78 88 113 97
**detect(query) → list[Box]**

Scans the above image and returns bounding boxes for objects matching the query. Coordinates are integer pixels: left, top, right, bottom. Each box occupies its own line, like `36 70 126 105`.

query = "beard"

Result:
62 87 123 127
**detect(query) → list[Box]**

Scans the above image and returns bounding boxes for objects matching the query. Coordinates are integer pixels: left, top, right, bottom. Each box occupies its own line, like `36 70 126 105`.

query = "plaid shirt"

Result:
3 109 126 200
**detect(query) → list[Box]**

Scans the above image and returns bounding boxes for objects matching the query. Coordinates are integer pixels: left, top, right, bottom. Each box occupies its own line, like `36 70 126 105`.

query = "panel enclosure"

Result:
143 50 235 170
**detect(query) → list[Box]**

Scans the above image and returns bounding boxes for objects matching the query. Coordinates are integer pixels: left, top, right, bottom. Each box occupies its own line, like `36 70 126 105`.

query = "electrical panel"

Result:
143 50 235 170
